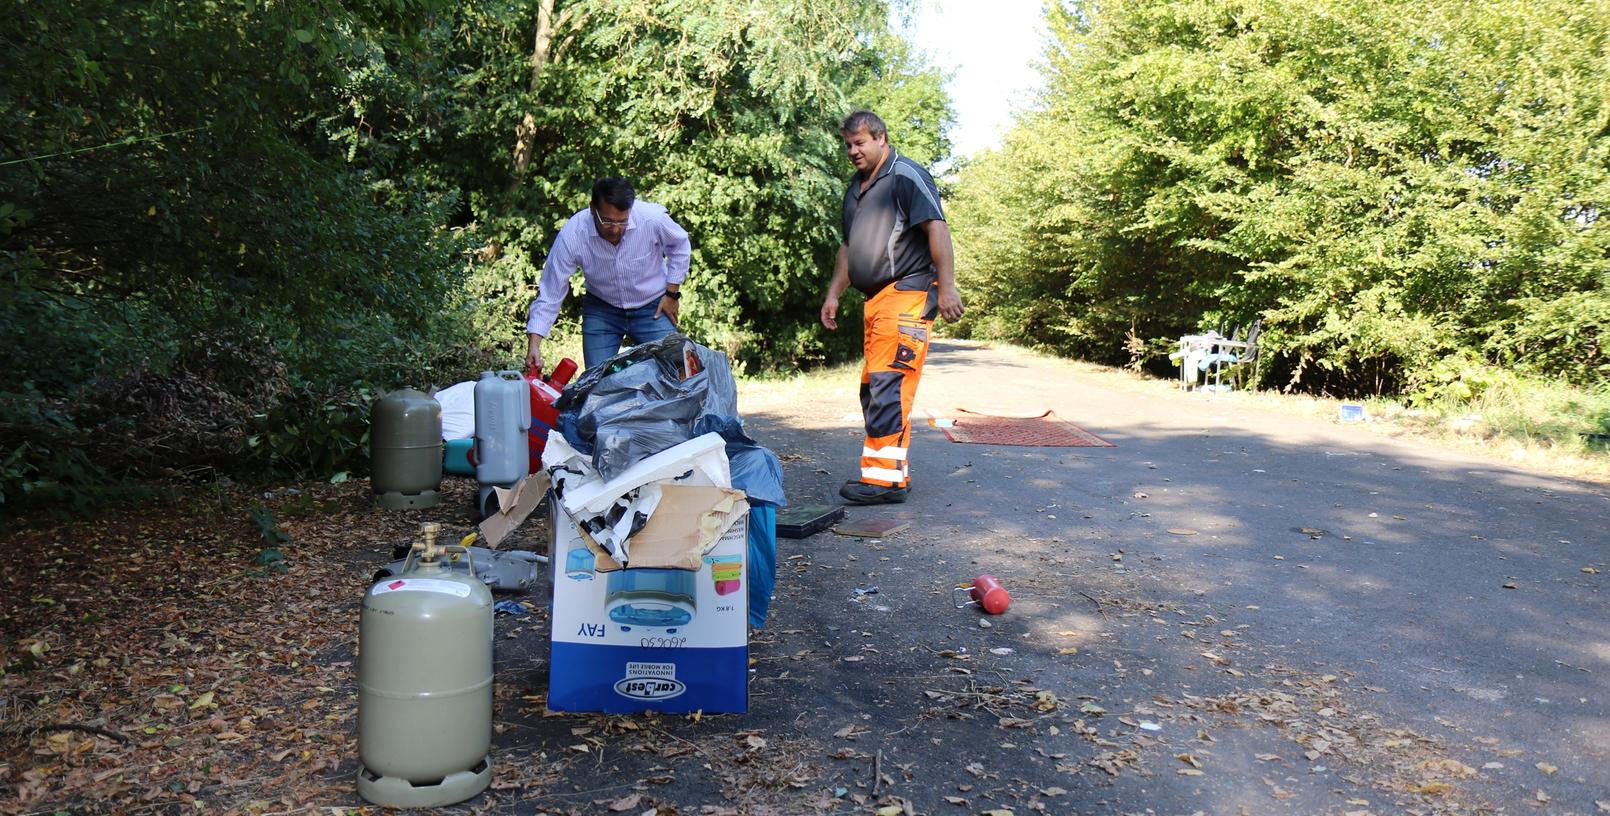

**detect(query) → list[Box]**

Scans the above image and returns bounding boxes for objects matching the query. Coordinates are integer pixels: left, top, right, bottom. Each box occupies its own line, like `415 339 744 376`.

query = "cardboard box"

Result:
476 471 550 549
548 489 749 714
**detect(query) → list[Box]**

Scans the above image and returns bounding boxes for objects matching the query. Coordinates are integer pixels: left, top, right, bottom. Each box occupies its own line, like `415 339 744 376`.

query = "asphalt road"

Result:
485 339 1609 815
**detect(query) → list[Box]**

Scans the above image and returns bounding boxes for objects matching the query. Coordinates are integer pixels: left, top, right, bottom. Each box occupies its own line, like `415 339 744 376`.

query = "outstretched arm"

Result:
526 230 580 371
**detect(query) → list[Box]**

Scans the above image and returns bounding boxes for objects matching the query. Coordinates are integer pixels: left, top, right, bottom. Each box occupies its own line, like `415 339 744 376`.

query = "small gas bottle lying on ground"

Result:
952 573 1011 615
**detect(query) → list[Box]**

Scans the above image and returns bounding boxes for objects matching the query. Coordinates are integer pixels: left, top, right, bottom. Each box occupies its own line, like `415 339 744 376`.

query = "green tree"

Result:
0 0 955 507
949 0 1609 394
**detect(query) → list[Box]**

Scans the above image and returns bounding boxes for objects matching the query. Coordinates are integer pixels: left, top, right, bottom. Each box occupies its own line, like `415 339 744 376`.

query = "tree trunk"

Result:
507 0 555 191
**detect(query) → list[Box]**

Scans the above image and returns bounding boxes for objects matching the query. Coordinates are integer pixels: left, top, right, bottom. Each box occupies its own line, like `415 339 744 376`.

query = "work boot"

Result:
839 481 908 505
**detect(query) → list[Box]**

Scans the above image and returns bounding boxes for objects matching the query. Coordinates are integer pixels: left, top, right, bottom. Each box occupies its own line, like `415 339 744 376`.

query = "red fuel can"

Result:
525 358 577 471
952 574 1011 615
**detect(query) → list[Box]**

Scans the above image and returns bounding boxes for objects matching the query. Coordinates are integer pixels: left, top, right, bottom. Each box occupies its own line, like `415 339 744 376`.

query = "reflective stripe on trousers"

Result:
858 283 935 487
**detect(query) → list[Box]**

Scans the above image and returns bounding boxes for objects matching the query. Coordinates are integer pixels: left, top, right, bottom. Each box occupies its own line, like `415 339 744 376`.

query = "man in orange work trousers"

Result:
821 110 966 505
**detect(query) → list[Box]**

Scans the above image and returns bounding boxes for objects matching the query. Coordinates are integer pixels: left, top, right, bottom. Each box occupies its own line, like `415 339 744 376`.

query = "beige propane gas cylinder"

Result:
370 387 443 510
357 523 494 807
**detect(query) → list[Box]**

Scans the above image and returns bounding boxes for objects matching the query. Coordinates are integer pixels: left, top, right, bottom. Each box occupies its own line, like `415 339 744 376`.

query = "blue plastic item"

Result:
746 504 777 629
443 438 475 476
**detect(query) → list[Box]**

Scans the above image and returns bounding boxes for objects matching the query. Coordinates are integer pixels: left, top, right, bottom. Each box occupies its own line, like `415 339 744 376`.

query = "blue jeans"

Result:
580 293 676 371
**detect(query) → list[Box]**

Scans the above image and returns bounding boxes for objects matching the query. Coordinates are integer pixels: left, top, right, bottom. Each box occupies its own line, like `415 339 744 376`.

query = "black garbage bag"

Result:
555 333 739 480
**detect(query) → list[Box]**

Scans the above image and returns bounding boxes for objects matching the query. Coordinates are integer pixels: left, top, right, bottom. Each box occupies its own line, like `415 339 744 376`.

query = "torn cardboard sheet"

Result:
478 471 551 548
578 484 748 572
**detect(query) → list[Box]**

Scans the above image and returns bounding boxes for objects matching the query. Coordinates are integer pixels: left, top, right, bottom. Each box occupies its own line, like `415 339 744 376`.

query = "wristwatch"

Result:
664 289 682 300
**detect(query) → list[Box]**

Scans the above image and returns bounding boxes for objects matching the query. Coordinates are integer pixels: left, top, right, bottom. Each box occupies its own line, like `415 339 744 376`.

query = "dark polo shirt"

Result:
841 148 945 295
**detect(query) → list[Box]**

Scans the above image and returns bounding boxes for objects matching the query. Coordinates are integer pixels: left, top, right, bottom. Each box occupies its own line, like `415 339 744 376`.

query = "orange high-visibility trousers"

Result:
858 282 938 487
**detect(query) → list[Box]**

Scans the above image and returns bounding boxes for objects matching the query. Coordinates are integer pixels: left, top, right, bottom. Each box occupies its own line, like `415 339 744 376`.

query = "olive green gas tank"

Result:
370 387 442 509
357 523 494 807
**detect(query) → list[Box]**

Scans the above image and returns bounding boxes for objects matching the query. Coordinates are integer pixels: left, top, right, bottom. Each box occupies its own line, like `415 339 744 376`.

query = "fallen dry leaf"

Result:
1535 761 1558 775
607 793 642 811
1420 758 1475 778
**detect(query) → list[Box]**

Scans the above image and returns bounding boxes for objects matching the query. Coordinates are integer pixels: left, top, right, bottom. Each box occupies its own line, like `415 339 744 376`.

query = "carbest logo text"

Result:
614 661 686 701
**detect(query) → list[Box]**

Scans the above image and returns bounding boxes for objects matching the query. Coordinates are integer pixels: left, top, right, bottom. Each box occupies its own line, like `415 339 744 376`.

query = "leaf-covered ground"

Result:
6 344 1606 814
0 476 1538 816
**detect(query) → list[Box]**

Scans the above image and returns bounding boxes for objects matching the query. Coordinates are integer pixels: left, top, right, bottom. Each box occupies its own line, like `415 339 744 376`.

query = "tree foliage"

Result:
0 0 952 507
949 0 1609 395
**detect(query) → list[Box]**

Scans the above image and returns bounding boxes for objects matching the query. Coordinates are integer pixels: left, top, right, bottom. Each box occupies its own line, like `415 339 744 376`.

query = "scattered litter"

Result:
833 517 910 538
853 586 880 596
1338 404 1366 422
374 545 546 592
493 599 531 617
1166 529 1198 536
1139 721 1162 732
776 504 844 539
989 647 1014 656
978 619 993 629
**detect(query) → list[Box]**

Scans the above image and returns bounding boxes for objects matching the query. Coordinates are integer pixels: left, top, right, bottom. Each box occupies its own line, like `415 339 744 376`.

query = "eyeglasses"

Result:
592 207 629 228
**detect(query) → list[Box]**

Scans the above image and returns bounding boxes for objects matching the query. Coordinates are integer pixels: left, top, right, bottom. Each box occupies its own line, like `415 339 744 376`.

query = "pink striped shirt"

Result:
526 202 692 337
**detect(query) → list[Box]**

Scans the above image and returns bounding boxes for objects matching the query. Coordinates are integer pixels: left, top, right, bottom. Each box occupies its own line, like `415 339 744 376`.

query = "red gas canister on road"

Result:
952 574 1011 615
525 358 577 471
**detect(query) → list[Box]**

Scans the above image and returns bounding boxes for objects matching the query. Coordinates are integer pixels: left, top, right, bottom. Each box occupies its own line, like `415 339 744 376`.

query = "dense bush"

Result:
0 0 952 510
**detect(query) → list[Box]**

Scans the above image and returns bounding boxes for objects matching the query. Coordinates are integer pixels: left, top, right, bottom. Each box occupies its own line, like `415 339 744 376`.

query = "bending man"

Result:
526 177 692 372
820 110 965 505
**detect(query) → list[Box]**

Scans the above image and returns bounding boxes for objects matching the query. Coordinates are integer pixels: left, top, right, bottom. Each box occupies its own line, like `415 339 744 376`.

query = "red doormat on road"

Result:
939 409 1116 447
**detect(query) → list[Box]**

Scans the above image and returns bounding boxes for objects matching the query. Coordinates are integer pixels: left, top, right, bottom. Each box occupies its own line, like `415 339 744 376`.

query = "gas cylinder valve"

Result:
414 522 442 562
